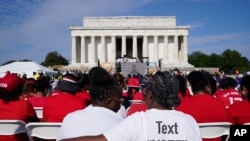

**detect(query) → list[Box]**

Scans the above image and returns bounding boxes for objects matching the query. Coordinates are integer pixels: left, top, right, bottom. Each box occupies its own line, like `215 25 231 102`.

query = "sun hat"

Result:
56 73 81 93
0 73 23 92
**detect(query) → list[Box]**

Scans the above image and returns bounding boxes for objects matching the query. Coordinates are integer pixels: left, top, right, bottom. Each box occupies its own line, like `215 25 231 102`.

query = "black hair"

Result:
146 71 180 109
35 77 50 94
187 70 210 94
77 73 90 88
202 71 217 95
219 77 237 89
88 67 122 103
240 75 250 101
175 75 187 98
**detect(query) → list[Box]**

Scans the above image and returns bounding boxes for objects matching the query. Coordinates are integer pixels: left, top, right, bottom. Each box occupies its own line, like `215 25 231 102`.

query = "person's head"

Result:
89 67 123 112
77 73 90 91
219 77 237 89
175 75 187 97
0 73 23 103
202 71 217 95
127 77 140 98
187 70 212 95
35 77 50 96
239 75 250 101
100 62 113 75
113 72 125 88
144 71 180 109
55 73 81 94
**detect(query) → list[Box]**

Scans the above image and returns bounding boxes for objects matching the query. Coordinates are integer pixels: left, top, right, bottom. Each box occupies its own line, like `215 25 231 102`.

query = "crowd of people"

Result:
0 66 250 141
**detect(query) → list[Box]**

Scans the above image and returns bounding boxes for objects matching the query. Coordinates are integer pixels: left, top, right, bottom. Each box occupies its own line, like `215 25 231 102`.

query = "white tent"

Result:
0 61 58 78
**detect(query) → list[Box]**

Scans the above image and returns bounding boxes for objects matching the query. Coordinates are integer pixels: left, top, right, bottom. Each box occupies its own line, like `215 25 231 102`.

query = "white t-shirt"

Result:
57 105 124 140
104 109 202 141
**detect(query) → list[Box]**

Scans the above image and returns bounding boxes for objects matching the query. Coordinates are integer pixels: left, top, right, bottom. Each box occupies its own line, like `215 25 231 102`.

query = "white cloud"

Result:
0 0 152 63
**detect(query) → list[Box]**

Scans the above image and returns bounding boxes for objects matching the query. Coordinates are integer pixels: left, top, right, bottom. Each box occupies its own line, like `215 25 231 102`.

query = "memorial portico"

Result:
70 16 193 69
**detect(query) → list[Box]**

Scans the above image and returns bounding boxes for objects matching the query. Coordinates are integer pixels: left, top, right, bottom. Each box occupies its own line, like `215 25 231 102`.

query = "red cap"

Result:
0 73 23 92
127 77 140 88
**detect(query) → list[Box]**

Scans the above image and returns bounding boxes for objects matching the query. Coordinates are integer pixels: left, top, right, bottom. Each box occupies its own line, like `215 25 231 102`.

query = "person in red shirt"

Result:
0 73 39 141
176 70 228 141
227 75 250 125
43 73 87 122
215 77 242 108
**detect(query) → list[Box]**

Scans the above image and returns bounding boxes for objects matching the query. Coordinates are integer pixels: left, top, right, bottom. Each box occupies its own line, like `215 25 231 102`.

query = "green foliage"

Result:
188 49 250 74
41 51 69 67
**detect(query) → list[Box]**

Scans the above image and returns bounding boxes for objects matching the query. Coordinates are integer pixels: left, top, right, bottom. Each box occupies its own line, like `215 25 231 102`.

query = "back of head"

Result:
219 77 237 89
240 75 250 101
187 70 211 94
35 77 50 94
56 73 81 94
113 72 124 85
89 67 122 103
175 75 187 96
146 71 180 109
0 73 23 103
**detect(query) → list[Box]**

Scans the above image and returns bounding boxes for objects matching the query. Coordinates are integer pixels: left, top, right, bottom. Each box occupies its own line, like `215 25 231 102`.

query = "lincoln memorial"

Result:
70 16 193 72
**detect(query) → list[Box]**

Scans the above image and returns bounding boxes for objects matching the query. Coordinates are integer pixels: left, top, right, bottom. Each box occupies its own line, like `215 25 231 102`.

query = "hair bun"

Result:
89 67 113 85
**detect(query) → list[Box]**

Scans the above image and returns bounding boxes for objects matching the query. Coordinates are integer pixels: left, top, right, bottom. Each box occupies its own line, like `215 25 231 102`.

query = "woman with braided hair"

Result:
60 71 202 141
57 67 124 140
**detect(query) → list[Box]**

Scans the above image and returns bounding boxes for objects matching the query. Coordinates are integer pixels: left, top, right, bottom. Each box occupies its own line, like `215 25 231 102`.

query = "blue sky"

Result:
0 0 249 65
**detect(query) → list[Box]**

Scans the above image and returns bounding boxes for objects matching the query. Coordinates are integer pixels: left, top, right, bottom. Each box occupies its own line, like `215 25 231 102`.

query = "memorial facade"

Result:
70 16 193 70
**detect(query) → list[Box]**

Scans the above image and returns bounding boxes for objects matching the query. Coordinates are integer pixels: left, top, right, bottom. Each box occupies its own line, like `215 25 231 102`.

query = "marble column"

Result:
122 36 126 57
111 36 116 63
164 36 169 63
71 36 76 64
133 36 137 59
100 36 106 63
89 36 95 63
80 36 85 64
174 35 179 62
154 36 158 63
183 35 188 63
143 36 148 58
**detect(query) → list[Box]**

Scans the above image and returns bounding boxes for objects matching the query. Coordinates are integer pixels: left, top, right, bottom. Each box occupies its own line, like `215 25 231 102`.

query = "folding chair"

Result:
0 120 33 141
26 122 62 140
34 107 43 119
243 122 250 125
198 122 232 141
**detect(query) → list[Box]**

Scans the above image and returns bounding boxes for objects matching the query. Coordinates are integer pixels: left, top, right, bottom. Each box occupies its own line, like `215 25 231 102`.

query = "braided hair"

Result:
88 67 122 103
146 71 180 109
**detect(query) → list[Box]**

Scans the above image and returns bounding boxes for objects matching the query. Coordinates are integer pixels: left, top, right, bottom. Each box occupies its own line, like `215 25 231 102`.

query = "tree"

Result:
41 51 69 67
188 51 210 67
188 49 250 74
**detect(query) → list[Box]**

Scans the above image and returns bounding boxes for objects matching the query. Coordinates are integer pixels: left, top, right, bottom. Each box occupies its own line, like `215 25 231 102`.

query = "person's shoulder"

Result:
229 100 248 108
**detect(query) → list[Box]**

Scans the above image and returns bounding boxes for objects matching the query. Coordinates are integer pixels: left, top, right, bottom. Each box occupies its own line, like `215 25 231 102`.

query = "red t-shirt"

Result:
176 94 229 141
29 96 47 107
75 91 92 106
227 100 250 125
176 94 229 122
215 88 243 108
0 99 39 141
127 103 147 116
43 93 86 122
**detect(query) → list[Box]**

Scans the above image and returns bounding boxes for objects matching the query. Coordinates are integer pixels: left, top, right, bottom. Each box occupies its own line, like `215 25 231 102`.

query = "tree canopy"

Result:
188 49 250 74
41 51 69 67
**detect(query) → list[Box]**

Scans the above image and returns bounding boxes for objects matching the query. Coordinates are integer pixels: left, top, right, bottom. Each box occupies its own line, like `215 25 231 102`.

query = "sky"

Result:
0 0 249 65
